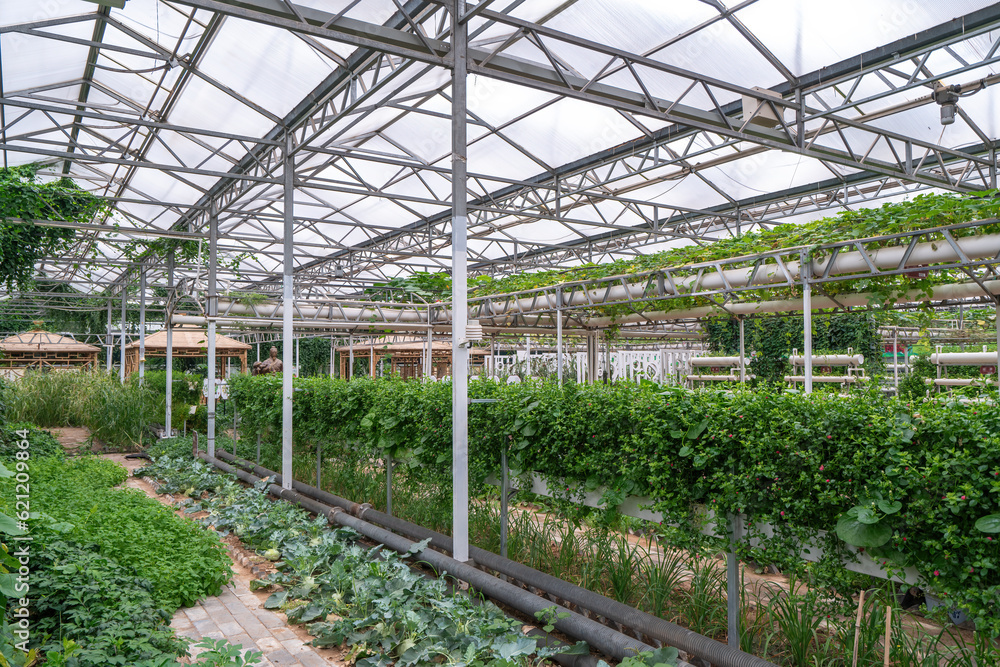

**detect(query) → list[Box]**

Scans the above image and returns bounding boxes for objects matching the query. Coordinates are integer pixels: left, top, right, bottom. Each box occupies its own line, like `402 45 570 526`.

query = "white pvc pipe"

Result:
485 232 1000 315
789 354 864 366
930 352 999 366
927 378 1000 386
690 356 744 367
587 279 1000 327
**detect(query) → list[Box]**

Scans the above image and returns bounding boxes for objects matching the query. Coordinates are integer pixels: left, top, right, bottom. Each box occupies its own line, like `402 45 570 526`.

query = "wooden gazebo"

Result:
337 338 487 379
0 331 100 379
124 326 250 378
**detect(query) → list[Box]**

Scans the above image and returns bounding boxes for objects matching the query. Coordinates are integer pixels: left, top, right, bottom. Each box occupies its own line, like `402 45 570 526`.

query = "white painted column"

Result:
207 201 218 457
281 134 295 491
450 0 470 564
165 250 174 437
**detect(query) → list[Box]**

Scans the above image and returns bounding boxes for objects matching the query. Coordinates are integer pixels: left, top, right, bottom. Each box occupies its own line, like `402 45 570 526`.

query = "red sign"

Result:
981 366 996 375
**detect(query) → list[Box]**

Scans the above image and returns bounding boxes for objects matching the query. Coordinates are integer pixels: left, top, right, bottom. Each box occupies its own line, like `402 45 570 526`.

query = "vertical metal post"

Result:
556 288 563 384
317 441 322 489
451 0 471 564
370 339 375 377
738 316 746 383
119 288 126 383
386 455 393 517
330 338 334 377
801 251 813 394
995 299 1000 401
282 134 295 491
500 446 509 559
349 333 354 379
207 201 218 458
165 250 175 437
139 268 146 384
106 299 113 371
727 512 742 649
426 308 434 377
296 335 300 376
525 334 531 376
893 327 899 392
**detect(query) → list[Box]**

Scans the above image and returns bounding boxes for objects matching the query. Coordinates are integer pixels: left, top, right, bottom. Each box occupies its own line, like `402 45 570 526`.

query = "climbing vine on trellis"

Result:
705 312 884 383
0 165 111 292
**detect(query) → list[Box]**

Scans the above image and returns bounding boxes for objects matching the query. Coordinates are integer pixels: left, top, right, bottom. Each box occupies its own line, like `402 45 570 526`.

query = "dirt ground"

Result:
47 426 99 456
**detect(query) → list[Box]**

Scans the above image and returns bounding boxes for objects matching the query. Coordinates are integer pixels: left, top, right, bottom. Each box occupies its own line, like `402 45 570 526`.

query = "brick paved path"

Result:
171 579 334 667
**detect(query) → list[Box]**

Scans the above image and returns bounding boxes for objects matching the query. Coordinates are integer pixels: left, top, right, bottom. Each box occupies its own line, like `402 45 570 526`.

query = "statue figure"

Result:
252 346 284 375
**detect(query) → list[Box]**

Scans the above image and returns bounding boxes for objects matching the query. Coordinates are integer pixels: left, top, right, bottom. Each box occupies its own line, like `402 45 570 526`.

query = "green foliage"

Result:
471 190 1000 298
0 165 109 291
139 456 585 666
8 371 160 450
231 374 1000 633
0 456 231 610
705 312 884 383
28 539 186 666
898 355 935 399
0 423 63 460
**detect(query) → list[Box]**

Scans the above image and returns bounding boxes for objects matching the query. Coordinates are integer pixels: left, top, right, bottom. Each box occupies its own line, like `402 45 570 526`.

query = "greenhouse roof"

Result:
3 0 1000 309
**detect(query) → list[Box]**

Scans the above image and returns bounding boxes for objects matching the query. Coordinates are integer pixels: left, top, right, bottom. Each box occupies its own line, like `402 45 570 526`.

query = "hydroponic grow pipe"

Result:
586 278 1000 327
469 228 1000 318
214 451 779 667
197 452 655 662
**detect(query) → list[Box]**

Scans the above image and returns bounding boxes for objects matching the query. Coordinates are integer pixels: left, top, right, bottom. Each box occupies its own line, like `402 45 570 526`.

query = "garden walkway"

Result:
97 449 346 667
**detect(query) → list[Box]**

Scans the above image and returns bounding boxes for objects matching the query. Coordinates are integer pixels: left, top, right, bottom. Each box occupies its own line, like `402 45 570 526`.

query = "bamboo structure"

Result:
0 331 100 379
337 338 487 379
123 326 249 378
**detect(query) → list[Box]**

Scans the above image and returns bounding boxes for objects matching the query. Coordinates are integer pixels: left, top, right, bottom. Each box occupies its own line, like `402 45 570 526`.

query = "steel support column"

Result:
738 316 746 384
165 250 174 437
451 0 471 565
106 299 113 372
802 251 813 394
139 268 146 384
119 287 126 383
282 134 295 491
207 201 218 458
556 288 563 385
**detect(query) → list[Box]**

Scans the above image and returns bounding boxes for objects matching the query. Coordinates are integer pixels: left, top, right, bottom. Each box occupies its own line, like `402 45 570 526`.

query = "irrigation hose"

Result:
198 452 654 662
214 450 779 667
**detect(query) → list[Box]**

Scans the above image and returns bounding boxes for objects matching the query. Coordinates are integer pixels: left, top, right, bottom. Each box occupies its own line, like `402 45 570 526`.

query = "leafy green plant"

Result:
835 493 903 549
141 455 587 667
0 456 231 610
0 165 109 291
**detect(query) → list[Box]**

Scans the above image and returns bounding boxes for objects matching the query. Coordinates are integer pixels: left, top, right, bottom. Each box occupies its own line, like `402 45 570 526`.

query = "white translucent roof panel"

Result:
2 23 92 97
499 98 641 168
736 0 998 77
543 0 719 57
110 0 202 50
197 17 338 119
164 73 275 141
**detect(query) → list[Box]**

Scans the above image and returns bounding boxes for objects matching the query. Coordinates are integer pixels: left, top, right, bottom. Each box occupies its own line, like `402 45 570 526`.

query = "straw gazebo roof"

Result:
125 327 251 352
0 331 99 353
